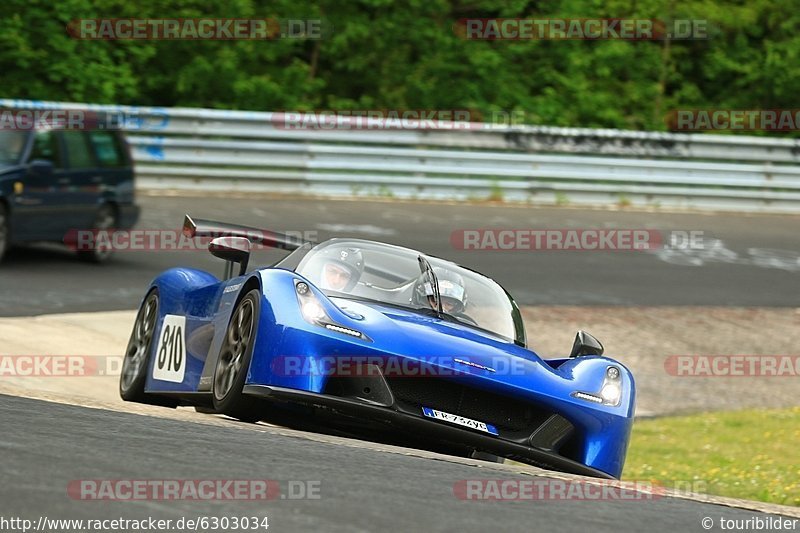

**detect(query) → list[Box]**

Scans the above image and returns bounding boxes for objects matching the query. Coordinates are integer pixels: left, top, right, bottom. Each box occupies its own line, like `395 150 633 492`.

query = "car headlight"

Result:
295 281 333 324
294 280 369 340
600 382 621 404
571 365 623 406
301 300 327 322
599 366 622 406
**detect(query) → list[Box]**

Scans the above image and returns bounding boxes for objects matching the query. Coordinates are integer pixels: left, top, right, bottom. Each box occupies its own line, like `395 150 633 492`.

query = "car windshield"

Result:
293 238 525 345
0 130 27 165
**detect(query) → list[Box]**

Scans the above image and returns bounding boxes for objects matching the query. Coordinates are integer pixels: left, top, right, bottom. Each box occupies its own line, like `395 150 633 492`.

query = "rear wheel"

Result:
0 203 8 263
77 204 116 263
212 289 262 422
120 290 177 407
120 291 158 401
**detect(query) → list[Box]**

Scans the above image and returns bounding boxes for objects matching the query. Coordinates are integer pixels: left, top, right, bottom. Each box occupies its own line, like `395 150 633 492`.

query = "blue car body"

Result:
127 223 635 480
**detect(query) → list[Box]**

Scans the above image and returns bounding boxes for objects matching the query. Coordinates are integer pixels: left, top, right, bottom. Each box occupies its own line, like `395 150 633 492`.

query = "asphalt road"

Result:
1 195 799 316
0 394 788 533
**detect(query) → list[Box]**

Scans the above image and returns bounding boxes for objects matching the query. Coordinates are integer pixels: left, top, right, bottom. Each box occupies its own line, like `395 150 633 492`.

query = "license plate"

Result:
421 407 499 436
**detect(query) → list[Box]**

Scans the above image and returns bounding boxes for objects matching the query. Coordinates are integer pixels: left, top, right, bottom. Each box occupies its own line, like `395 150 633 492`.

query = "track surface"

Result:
0 394 790 533
1 195 799 315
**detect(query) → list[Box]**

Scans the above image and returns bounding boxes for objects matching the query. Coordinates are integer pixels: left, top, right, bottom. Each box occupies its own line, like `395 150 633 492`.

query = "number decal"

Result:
152 315 187 383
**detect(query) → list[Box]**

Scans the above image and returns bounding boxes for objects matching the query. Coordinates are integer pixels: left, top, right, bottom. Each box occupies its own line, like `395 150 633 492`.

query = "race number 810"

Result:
152 315 187 383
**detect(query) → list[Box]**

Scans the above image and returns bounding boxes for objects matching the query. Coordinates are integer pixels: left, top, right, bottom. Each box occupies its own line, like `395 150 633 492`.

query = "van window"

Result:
0 131 28 165
88 131 125 167
30 131 63 169
61 131 95 169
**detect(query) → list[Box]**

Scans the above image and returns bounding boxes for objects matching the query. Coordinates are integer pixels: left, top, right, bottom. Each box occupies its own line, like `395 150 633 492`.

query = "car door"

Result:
85 129 131 205
59 130 102 229
12 129 72 240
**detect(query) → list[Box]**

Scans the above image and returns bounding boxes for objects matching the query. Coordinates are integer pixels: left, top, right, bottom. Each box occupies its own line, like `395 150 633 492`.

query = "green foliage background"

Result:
1 0 797 131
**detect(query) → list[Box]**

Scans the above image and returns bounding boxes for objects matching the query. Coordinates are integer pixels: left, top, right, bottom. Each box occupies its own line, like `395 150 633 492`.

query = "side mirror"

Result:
209 236 250 278
29 159 54 177
569 330 604 358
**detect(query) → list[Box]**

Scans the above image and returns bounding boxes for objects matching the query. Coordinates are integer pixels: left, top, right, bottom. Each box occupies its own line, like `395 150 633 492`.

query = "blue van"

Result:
0 123 139 262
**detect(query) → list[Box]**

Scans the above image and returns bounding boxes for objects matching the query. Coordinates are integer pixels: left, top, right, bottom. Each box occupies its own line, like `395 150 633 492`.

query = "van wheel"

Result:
77 204 116 263
0 203 8 263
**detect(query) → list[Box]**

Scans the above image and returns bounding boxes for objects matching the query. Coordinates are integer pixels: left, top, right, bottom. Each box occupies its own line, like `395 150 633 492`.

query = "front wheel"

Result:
212 289 262 422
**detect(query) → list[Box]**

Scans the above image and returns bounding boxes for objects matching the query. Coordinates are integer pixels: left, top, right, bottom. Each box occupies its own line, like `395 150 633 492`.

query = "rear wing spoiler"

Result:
182 214 313 251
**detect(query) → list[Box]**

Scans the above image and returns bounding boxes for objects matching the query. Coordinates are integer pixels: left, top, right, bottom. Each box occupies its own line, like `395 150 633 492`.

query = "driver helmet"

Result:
413 267 467 314
317 247 364 292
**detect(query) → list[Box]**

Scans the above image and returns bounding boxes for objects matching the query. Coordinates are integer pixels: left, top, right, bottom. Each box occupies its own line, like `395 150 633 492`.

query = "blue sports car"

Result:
119 215 635 479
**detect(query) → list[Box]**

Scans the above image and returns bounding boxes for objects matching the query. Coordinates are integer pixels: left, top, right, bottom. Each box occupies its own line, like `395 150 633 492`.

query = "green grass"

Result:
623 407 800 506
487 180 504 202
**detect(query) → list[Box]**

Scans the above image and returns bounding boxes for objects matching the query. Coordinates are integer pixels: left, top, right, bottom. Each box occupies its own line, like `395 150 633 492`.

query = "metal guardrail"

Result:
3 99 800 212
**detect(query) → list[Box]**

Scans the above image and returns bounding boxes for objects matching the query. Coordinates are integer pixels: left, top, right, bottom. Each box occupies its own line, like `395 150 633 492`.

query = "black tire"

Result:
212 289 262 422
0 202 9 263
119 290 178 407
77 204 116 263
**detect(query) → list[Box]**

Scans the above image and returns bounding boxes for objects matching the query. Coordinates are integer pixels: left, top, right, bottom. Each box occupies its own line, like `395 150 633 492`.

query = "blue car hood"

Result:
331 297 543 366
320 297 613 409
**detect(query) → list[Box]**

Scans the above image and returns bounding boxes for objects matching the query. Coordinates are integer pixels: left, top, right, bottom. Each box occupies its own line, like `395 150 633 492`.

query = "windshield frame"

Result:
282 238 528 346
